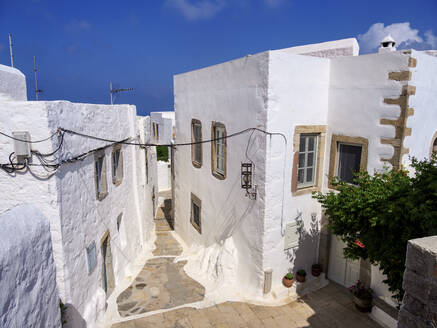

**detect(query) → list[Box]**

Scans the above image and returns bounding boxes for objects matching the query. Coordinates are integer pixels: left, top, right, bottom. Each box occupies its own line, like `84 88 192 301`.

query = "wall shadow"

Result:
64 303 87 328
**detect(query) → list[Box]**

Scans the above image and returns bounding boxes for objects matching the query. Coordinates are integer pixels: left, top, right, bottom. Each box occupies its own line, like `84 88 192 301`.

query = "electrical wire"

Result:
0 130 60 143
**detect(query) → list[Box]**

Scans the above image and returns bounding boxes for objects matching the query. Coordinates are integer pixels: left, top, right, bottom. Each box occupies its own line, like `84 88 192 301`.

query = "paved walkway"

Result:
116 201 204 318
113 197 380 327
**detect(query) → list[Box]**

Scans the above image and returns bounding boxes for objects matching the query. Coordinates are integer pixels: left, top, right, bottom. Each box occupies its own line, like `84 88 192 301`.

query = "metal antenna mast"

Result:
33 56 43 100
110 81 133 105
8 33 14 67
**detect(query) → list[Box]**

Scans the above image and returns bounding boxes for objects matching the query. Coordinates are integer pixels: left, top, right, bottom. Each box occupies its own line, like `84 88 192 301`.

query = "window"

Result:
337 144 362 183
94 151 108 200
86 241 97 274
329 135 368 188
191 119 202 167
191 193 201 233
112 145 123 186
116 213 126 249
431 132 437 157
292 125 326 195
297 134 318 188
211 122 226 179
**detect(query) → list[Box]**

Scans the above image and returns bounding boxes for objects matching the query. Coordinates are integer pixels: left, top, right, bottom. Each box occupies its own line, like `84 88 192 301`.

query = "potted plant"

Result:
296 269 306 283
282 272 294 288
311 264 322 277
349 280 373 312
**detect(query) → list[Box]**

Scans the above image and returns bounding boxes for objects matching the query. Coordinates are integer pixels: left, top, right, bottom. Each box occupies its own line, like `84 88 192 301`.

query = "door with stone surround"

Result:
328 234 360 288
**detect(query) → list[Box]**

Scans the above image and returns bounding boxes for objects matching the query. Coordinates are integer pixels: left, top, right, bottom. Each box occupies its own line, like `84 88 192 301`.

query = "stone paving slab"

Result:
116 257 205 317
112 283 381 328
152 231 182 256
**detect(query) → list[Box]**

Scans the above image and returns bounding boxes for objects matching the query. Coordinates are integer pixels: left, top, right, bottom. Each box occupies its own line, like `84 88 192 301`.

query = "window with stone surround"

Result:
211 122 226 179
431 132 437 157
111 144 123 186
329 135 368 188
86 241 97 274
191 193 201 233
94 150 108 200
191 119 202 168
292 125 326 195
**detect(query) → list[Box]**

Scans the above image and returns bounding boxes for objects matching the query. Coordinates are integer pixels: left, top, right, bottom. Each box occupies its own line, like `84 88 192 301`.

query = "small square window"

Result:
94 151 108 200
337 143 362 184
112 145 123 186
190 193 201 234
86 241 97 274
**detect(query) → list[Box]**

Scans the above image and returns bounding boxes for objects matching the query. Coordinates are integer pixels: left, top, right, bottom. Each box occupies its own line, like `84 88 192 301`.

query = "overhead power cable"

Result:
0 130 60 143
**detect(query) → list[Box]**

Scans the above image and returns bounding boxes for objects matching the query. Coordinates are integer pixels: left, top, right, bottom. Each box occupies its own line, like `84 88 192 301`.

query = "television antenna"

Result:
33 56 43 100
8 33 14 67
110 81 133 105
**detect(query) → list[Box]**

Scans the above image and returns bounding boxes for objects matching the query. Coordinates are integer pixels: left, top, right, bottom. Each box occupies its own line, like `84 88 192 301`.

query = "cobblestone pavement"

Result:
113 283 380 327
116 200 204 317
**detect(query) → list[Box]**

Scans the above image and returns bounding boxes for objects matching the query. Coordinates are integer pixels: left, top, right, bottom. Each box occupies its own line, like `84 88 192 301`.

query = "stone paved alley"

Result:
111 197 381 327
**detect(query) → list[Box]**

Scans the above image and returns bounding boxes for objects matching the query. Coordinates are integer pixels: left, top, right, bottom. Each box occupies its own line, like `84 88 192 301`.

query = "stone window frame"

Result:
190 193 202 234
291 125 326 196
94 150 108 201
328 135 368 189
191 119 203 168
111 144 123 187
430 131 437 157
211 121 227 180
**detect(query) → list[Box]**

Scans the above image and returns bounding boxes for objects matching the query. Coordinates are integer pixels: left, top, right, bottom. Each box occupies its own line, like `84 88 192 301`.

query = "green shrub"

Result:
156 146 169 162
313 157 437 302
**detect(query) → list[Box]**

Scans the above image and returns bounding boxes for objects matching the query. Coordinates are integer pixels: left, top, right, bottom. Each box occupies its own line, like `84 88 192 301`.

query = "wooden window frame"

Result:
328 135 368 189
111 144 123 187
291 125 326 196
191 119 202 168
190 193 201 234
211 122 227 180
94 150 108 201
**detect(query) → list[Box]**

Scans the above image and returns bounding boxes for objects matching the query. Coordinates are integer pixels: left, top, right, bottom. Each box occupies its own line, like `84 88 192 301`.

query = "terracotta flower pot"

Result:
296 274 306 283
353 295 372 312
311 264 322 277
282 276 294 288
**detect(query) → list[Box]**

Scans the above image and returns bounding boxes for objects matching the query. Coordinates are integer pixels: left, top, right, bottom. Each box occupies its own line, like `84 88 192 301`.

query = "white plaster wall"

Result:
150 111 175 145
0 64 27 101
174 52 269 298
403 50 437 163
157 160 171 191
329 51 410 173
280 38 359 58
263 52 331 294
0 204 61 328
43 101 147 327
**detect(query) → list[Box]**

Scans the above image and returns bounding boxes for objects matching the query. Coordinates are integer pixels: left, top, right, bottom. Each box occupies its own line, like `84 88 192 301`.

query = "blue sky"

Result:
1 0 436 116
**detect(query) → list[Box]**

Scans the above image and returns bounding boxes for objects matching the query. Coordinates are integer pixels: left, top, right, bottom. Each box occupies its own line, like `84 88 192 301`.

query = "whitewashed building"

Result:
0 64 157 327
173 37 437 324
150 111 175 145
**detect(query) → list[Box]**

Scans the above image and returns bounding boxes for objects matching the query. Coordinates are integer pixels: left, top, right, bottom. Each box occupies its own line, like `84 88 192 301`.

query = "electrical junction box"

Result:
284 221 299 250
12 131 31 162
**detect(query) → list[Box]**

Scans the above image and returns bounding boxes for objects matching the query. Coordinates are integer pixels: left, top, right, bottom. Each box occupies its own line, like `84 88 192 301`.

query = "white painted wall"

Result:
280 38 359 58
150 111 175 145
0 64 27 101
0 86 156 326
263 51 331 294
404 50 437 163
0 204 61 328
174 52 269 298
157 160 171 191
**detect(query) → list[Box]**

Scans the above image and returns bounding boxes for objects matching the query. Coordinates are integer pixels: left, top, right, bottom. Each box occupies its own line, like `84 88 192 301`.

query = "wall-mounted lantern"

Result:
241 163 257 200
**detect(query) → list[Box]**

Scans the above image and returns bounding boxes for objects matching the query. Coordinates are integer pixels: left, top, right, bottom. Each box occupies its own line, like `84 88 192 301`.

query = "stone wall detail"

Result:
381 56 417 169
398 236 437 328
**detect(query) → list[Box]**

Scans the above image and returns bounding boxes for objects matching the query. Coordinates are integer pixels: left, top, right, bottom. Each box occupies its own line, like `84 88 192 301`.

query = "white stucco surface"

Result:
0 64 27 101
280 38 359 58
157 160 171 191
0 204 61 328
0 91 156 327
150 111 175 145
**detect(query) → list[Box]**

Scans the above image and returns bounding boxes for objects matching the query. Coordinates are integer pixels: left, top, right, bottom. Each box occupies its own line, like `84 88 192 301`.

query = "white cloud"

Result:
358 22 436 53
165 0 227 21
65 19 91 32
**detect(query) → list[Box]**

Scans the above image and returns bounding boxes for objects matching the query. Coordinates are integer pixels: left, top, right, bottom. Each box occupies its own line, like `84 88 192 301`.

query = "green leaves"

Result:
313 157 437 302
